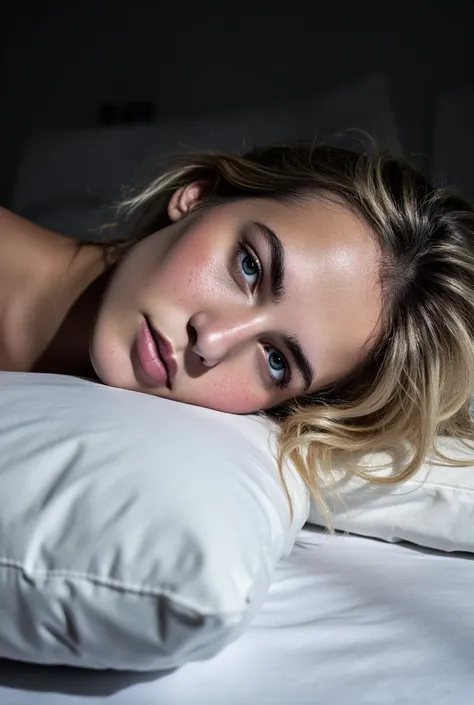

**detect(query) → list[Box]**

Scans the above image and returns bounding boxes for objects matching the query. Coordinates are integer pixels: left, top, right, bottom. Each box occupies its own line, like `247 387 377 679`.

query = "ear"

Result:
167 180 209 222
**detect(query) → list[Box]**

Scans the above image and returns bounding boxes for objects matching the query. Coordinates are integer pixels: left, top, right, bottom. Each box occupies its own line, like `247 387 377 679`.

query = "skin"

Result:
0 206 106 373
0 188 384 414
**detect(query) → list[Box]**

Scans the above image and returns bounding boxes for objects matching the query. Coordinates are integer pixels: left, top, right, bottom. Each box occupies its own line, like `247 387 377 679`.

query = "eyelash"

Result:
234 240 291 391
236 240 262 290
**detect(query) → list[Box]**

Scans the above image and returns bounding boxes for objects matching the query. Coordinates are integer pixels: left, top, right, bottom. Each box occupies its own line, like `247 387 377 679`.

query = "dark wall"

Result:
1 0 473 204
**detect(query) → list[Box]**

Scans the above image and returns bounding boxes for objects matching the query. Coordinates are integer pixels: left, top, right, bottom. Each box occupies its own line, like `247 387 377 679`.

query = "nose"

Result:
188 309 269 367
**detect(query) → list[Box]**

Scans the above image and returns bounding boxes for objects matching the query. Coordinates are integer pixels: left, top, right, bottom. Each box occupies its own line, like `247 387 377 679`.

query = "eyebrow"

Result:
254 221 285 300
253 220 315 392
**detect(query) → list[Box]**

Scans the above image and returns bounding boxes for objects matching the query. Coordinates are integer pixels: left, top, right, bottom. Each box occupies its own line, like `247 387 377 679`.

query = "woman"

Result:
1 142 473 512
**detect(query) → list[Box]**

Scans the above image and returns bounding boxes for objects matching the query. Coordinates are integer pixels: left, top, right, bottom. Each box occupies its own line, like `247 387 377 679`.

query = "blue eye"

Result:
239 248 261 288
265 347 288 387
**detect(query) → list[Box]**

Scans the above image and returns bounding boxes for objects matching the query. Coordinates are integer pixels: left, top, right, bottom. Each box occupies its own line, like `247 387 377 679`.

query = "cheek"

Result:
152 234 224 302
187 371 270 414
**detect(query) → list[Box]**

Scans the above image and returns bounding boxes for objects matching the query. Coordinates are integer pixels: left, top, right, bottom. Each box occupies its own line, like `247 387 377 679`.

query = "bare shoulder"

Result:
0 207 109 372
0 206 71 272
0 207 75 370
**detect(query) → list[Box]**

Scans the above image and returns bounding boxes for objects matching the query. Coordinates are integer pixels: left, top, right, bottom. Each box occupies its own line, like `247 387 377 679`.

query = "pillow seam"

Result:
0 557 237 615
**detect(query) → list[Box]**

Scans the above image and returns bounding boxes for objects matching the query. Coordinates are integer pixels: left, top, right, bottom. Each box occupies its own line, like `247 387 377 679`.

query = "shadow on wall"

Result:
11 73 401 240
433 86 474 204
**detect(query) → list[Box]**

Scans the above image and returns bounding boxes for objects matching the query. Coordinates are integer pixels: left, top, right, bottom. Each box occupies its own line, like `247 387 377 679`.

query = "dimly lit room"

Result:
1 2 473 703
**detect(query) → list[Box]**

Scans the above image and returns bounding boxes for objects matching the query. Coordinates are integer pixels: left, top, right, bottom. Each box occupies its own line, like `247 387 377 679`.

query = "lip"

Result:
145 316 178 387
136 316 177 389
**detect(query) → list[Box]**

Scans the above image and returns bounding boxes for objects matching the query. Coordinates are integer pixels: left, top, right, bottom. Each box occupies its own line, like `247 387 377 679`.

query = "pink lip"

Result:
136 317 177 389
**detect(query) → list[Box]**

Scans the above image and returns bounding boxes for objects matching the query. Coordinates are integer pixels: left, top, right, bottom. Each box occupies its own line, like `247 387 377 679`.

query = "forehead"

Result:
241 194 374 250
238 196 384 388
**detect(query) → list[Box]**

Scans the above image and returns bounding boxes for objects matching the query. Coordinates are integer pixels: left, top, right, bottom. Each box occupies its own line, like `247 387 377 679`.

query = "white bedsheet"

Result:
0 527 473 705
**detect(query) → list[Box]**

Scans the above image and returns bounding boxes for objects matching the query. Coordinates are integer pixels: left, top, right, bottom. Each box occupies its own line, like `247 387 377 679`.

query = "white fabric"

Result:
308 429 474 552
1 527 473 705
0 372 308 671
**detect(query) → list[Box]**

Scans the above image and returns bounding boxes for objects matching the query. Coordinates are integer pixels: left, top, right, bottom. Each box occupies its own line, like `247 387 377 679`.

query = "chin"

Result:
89 343 135 393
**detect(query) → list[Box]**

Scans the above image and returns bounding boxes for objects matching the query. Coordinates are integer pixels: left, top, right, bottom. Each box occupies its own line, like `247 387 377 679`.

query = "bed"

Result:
1 527 473 705
3 73 473 704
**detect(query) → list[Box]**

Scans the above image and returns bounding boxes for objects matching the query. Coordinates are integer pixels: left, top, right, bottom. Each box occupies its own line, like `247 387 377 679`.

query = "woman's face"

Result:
90 185 383 413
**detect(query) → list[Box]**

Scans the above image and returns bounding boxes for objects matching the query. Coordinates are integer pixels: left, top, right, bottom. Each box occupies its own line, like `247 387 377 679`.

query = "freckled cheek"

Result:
149 249 223 302
191 372 270 414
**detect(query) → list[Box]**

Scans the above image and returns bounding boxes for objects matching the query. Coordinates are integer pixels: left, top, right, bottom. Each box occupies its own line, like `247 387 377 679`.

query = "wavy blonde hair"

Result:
106 141 474 522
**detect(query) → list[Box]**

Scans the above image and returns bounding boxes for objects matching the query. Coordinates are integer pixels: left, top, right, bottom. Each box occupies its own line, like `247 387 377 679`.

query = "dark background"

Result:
1 0 473 215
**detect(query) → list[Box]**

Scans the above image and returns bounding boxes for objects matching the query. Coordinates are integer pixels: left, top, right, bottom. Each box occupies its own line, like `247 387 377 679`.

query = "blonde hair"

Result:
108 141 474 523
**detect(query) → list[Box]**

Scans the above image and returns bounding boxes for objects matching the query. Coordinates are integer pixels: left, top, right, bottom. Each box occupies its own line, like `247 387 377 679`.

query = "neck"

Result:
33 244 119 378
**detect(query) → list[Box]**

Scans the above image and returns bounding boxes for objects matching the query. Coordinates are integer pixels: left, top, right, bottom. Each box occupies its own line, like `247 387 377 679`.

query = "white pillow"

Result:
0 372 309 671
309 428 474 553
